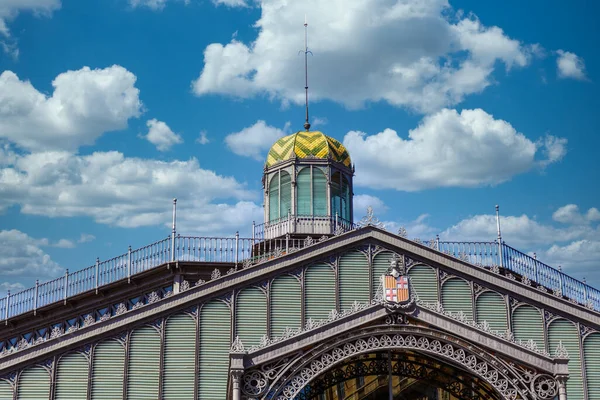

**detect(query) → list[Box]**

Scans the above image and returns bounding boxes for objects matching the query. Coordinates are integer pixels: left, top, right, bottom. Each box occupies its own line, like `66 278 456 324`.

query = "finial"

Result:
300 15 313 131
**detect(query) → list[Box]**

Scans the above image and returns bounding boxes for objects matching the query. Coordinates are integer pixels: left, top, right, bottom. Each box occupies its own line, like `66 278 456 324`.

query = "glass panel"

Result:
297 168 311 215
269 173 279 221
313 168 327 216
341 175 350 221
331 171 341 218
280 171 292 218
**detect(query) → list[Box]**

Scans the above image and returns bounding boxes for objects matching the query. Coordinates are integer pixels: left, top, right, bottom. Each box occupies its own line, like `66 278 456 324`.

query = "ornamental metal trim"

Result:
241 325 559 400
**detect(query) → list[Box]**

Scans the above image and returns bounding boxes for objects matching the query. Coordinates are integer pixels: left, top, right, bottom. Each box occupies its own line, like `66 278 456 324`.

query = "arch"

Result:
55 352 89 399
305 263 335 320
296 351 501 400
280 171 292 218
511 304 545 349
163 313 196 399
548 319 584 399
339 251 369 309
236 287 267 346
372 251 394 297
241 325 555 400
313 168 327 216
268 171 292 221
331 171 351 220
17 365 50 400
268 173 279 221
584 332 600 399
341 174 351 220
91 339 125 400
476 291 508 332
198 300 231 398
127 325 161 399
270 275 301 338
441 277 473 319
297 168 311 215
407 264 438 304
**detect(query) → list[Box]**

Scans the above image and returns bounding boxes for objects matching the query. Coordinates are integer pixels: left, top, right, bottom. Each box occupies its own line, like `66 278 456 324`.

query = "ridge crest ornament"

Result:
382 255 415 312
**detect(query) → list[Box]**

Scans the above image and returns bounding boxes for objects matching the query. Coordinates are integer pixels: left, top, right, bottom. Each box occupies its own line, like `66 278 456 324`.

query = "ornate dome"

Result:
266 130 352 168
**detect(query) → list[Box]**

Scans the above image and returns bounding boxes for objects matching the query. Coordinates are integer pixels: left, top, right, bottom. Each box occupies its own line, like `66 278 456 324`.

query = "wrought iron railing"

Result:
1 228 598 322
438 240 600 310
253 214 356 240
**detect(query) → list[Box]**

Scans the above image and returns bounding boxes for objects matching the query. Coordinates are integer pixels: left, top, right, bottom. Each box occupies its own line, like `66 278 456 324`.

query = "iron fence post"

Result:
34 280 39 315
558 266 564 295
435 234 440 251
286 233 289 254
496 205 504 268
583 278 588 305
128 245 132 283
171 198 177 262
252 221 256 245
95 257 100 294
235 231 239 267
64 269 69 304
5 291 9 321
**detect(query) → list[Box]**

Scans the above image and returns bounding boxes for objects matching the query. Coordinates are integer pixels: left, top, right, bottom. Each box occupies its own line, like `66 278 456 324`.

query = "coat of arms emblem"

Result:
381 254 412 307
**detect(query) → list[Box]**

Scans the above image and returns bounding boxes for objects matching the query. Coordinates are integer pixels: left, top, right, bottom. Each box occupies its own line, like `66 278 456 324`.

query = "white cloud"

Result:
54 238 75 248
353 194 388 218
129 0 189 11
224 120 287 160
542 240 600 278
143 119 183 151
0 0 60 56
196 130 210 145
552 204 600 225
556 50 587 80
440 213 593 248
344 108 566 191
192 0 536 113
212 0 248 7
437 205 600 285
0 281 25 296
384 213 438 241
0 229 64 284
78 233 96 243
312 117 328 127
0 66 142 152
0 149 259 234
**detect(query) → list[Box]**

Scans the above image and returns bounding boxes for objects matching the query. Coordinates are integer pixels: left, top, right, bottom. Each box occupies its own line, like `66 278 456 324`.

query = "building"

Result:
0 122 599 400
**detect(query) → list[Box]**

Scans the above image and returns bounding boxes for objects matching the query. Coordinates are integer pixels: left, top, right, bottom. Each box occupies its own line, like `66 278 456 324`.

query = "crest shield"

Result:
383 275 410 303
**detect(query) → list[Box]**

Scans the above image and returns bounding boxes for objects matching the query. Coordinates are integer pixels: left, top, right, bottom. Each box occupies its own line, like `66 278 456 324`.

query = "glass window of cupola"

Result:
297 166 327 216
331 171 351 221
268 171 291 221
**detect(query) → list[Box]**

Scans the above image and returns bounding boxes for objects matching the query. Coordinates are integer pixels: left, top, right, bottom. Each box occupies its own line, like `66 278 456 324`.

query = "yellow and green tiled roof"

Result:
266 131 352 168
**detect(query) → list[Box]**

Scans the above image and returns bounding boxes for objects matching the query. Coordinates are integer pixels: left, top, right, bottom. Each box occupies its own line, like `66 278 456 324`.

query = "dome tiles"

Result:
265 130 351 168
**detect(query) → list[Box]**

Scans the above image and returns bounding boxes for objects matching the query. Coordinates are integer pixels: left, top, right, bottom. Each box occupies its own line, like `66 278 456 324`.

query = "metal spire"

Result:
300 15 313 131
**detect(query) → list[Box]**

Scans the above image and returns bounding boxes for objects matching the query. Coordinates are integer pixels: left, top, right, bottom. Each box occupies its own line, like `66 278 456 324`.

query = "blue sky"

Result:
0 0 598 295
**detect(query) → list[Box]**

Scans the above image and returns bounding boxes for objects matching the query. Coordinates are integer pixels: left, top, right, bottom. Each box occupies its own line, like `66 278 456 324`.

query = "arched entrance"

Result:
295 350 501 400
238 324 560 400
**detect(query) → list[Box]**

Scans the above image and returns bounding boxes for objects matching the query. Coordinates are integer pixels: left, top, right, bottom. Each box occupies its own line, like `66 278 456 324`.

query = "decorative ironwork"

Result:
242 325 554 400
553 341 569 358
397 226 407 238
531 375 559 399
231 336 246 353
147 290 161 304
357 206 384 229
180 280 191 291
418 300 550 356
211 268 222 280
114 303 127 316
